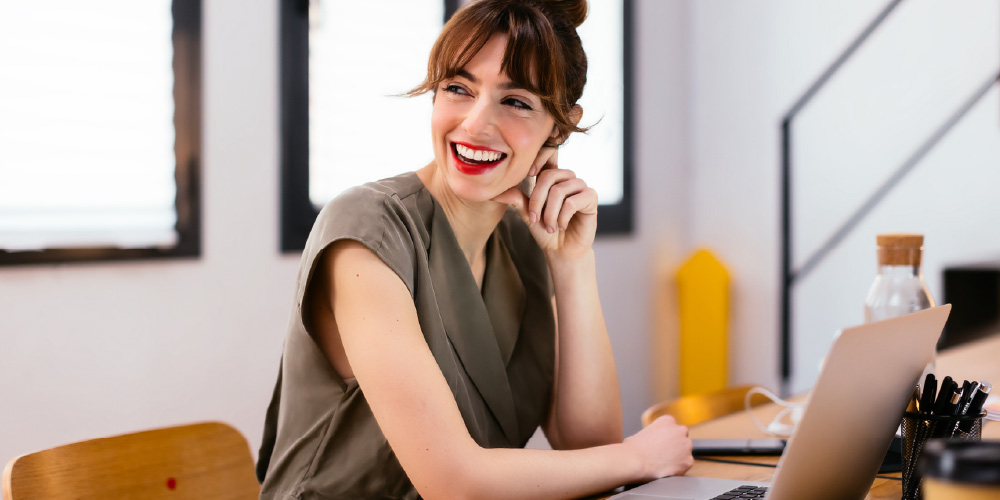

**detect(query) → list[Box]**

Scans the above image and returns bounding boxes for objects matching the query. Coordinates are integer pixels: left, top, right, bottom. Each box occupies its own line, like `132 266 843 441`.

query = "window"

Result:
0 0 201 265
281 0 632 251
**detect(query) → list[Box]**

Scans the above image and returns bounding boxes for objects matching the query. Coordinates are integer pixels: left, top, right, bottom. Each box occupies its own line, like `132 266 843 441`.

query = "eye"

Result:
442 83 469 96
503 97 533 111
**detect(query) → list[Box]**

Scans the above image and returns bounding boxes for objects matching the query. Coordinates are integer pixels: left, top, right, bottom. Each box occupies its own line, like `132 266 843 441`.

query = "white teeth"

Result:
455 143 502 163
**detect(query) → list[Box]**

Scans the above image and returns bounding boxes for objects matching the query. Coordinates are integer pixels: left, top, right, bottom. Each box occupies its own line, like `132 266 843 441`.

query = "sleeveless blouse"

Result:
257 172 556 499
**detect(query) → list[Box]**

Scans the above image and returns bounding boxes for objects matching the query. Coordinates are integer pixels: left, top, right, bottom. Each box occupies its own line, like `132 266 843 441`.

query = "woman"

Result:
257 1 693 498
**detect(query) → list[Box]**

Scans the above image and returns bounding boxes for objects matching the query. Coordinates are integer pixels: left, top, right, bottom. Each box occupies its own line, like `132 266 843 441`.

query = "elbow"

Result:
410 446 489 500
554 421 623 450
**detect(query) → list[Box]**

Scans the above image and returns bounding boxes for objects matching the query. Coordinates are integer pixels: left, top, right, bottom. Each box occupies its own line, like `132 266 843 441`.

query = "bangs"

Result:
409 0 588 144
420 3 562 103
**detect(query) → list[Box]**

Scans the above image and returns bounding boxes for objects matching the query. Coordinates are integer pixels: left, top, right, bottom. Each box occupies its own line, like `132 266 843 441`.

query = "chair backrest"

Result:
2 421 260 500
641 384 764 428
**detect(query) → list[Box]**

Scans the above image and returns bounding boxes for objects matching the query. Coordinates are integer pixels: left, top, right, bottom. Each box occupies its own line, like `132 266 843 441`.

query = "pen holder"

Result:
900 411 985 500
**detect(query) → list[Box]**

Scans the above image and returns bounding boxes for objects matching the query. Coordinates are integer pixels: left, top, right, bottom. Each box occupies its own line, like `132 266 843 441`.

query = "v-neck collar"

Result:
482 232 526 366
427 201 523 443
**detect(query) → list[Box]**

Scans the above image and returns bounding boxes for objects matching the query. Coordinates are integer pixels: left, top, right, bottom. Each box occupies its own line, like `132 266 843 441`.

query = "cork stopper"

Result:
876 233 923 267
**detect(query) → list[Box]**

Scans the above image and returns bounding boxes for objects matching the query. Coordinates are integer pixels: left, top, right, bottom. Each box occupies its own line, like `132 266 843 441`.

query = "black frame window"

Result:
0 0 202 266
280 0 633 252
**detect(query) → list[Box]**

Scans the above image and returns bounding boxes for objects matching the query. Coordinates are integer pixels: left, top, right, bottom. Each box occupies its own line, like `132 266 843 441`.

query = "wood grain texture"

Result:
3 421 260 500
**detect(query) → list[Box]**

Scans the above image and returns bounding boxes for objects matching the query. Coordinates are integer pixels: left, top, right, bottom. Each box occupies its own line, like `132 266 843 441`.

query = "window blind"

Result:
0 1 178 251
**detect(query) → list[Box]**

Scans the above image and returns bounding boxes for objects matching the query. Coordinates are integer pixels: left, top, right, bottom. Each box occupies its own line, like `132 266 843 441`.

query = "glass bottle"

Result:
865 233 936 374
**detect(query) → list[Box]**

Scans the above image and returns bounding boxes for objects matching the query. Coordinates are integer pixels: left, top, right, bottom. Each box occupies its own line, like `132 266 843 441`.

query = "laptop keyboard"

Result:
710 485 769 499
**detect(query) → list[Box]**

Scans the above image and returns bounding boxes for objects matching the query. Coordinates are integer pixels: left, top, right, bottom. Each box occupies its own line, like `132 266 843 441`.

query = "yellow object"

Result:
641 384 762 427
677 249 729 396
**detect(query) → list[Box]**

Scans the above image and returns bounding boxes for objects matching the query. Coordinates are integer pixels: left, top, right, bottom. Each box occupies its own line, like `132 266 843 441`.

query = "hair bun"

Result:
535 0 588 28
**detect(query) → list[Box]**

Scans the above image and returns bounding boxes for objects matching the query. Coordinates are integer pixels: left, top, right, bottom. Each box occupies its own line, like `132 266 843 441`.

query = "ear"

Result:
550 105 584 145
569 104 583 126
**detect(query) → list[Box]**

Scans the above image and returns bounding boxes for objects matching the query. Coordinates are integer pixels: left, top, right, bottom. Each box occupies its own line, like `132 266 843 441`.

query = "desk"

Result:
610 332 1000 500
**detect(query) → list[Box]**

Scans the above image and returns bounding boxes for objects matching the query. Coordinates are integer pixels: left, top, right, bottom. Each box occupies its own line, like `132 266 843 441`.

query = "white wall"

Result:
688 0 1000 394
596 0 690 436
0 0 689 471
0 0 295 473
7 0 990 480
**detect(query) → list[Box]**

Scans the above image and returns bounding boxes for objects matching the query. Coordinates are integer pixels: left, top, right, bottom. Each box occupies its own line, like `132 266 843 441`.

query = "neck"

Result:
416 164 506 271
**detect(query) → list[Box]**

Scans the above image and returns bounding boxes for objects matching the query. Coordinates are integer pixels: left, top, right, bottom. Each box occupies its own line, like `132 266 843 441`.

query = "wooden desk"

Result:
614 333 1000 500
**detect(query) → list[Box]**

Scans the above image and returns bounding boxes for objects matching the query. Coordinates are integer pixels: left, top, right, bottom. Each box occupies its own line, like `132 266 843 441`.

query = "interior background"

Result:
1 0 997 475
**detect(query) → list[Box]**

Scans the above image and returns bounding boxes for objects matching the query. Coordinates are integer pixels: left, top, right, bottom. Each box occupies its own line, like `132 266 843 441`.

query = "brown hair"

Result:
409 0 590 147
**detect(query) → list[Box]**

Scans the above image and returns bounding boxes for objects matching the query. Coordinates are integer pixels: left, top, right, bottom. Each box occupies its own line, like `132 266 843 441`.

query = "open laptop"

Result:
612 304 951 500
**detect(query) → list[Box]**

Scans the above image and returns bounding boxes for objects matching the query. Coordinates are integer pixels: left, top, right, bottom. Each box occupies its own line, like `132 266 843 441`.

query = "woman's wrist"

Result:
544 247 596 277
614 440 651 484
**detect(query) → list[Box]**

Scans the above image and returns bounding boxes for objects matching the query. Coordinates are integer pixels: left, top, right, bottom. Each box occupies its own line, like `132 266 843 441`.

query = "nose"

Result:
462 98 496 138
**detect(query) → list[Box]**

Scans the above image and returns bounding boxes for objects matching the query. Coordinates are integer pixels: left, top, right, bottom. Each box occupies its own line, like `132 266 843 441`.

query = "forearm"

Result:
546 249 623 448
448 442 642 500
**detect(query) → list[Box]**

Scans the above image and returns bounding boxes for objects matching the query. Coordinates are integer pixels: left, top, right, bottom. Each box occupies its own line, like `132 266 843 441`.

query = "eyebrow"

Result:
455 69 529 92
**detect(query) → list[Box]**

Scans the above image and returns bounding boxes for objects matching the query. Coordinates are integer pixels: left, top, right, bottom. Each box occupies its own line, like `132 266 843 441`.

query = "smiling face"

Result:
429 35 556 203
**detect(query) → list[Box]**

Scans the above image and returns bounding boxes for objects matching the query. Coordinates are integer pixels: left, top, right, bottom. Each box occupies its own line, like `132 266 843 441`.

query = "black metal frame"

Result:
280 0 634 252
779 0 1000 393
0 0 202 266
605 0 635 236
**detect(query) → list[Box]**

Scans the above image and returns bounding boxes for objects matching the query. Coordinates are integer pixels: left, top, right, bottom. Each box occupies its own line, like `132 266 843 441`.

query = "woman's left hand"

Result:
493 147 598 260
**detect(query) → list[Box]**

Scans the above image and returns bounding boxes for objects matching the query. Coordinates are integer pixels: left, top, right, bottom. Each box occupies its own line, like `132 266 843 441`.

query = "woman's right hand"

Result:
623 416 694 480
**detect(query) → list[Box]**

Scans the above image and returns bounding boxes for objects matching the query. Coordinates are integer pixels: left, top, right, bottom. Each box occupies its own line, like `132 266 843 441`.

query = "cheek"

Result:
430 99 460 134
430 106 448 137
505 121 552 157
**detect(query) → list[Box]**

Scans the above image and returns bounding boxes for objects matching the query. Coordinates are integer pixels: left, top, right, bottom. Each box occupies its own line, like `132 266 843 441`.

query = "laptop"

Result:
612 304 951 500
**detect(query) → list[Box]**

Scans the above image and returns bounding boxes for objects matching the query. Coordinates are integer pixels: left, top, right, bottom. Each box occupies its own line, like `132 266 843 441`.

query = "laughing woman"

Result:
256 1 693 498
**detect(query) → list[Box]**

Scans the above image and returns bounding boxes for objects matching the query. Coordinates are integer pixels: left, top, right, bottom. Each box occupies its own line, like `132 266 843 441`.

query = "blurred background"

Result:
1 0 998 478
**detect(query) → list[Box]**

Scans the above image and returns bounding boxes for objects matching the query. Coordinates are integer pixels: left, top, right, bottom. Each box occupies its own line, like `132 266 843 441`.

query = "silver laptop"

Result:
612 305 951 500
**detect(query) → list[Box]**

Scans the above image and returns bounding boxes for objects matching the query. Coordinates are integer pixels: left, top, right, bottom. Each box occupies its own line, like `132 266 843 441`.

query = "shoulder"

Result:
320 172 424 222
310 172 425 246
302 172 429 297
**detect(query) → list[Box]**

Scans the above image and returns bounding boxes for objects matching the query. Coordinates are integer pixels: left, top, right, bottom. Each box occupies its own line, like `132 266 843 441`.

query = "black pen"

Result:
933 389 962 438
933 377 956 415
958 380 972 413
958 381 992 434
950 381 980 438
959 381 980 416
921 374 937 414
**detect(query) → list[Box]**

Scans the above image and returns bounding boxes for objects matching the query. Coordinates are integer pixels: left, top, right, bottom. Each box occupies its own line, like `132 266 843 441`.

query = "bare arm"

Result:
318 240 689 499
541 249 622 450
495 150 622 450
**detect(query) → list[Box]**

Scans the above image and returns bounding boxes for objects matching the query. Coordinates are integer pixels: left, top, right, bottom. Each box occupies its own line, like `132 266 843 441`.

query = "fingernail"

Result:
529 212 538 223
546 225 555 234
529 166 537 176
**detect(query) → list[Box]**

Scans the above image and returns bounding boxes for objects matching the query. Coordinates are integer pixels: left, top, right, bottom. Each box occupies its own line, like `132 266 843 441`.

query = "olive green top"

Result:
257 172 556 499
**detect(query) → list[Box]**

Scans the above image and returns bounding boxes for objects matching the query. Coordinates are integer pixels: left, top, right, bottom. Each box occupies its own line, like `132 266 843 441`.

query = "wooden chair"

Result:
2 421 260 500
641 384 765 428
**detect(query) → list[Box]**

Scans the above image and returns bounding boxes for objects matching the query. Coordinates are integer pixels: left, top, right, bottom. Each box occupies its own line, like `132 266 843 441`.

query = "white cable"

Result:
745 386 805 437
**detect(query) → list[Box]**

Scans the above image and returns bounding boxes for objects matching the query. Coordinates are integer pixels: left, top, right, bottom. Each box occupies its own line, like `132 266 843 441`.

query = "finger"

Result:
528 168 576 225
555 188 598 230
542 178 588 231
490 186 529 222
529 147 558 177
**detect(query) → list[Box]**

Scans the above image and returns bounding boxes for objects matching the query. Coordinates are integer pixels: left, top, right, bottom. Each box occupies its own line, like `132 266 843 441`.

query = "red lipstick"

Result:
450 141 507 175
